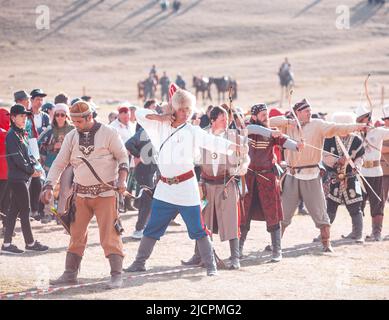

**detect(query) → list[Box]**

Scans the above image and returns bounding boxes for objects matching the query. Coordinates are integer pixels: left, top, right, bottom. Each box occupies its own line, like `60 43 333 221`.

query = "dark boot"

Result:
312 234 322 243
351 213 364 243
123 236 157 272
239 227 249 258
197 236 217 276
107 254 123 289
125 198 137 211
50 252 82 285
270 228 282 262
320 225 334 253
229 238 240 269
366 215 383 241
181 242 202 266
281 224 287 237
268 224 287 251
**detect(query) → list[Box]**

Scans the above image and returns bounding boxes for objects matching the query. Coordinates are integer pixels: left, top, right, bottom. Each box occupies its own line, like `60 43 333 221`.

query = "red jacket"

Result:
0 108 10 180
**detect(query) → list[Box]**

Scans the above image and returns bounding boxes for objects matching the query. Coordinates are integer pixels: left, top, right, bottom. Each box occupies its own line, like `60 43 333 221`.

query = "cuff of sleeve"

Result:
42 183 53 191
118 163 129 173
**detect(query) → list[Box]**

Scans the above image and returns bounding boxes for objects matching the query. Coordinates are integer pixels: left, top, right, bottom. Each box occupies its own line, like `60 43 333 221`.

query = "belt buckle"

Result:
337 173 345 181
89 185 100 195
166 177 179 185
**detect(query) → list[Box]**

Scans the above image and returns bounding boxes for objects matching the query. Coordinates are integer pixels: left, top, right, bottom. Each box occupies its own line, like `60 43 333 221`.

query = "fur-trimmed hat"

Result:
354 105 371 122
69 101 92 117
251 103 267 116
171 89 197 113
293 98 311 112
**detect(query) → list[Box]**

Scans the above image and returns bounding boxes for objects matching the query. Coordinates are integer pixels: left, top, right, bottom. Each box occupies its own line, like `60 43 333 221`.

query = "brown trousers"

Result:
68 196 124 258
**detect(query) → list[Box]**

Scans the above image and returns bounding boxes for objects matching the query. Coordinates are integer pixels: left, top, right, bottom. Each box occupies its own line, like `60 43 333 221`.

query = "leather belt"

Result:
363 160 380 169
201 172 230 185
75 181 115 195
249 168 273 174
160 170 194 185
288 164 319 175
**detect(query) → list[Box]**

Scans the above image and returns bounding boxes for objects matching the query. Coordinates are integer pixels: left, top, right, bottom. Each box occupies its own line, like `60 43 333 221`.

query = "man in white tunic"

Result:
124 89 245 276
355 105 389 241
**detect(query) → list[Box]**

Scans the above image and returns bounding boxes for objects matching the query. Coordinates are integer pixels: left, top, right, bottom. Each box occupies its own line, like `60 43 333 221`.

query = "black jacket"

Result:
125 128 158 187
6 127 35 182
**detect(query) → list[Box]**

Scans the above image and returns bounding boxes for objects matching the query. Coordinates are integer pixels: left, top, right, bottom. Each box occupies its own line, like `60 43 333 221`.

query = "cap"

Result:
10 104 32 116
293 98 311 112
14 90 30 102
30 88 47 99
251 103 267 116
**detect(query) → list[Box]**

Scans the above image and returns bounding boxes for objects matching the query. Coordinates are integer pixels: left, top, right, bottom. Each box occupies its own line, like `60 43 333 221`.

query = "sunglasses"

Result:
55 113 67 118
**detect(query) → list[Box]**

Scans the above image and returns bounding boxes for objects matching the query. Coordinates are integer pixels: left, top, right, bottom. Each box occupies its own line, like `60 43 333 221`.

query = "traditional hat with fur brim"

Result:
293 98 311 112
69 101 93 117
354 105 371 122
251 103 267 116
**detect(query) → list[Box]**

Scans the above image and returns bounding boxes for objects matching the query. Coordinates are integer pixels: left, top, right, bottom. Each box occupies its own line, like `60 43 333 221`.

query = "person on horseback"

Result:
278 58 294 107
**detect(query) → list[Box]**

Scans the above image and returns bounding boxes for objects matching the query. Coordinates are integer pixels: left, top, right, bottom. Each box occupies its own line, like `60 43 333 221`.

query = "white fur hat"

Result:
330 112 356 124
354 105 371 121
171 89 198 114
54 103 70 116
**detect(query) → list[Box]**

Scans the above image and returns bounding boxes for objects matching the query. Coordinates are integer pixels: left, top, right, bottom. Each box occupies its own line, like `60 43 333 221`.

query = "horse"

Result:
192 76 212 104
209 76 237 103
278 67 294 107
137 77 158 102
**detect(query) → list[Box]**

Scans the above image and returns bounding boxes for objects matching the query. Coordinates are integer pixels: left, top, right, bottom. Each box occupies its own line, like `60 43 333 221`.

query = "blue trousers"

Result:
143 199 209 240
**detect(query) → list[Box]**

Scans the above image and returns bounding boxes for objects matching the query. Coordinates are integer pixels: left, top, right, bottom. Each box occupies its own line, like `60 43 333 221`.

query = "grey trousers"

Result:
281 175 330 228
382 175 389 205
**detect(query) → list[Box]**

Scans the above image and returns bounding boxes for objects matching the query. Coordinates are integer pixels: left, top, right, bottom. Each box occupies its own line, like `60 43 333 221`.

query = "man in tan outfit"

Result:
41 101 129 289
182 106 249 270
270 99 366 252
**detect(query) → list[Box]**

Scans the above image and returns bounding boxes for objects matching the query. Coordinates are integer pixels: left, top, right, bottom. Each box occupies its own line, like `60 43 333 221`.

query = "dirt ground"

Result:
1 204 389 300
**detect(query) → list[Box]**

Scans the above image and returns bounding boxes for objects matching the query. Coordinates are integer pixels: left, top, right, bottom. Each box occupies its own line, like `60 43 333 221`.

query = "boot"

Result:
267 224 287 251
50 252 82 285
197 236 217 276
123 236 157 272
229 238 240 270
312 234 322 243
320 225 334 253
107 254 123 289
366 215 383 242
281 224 287 237
181 242 202 266
239 227 249 258
270 228 282 262
125 198 137 211
346 213 364 243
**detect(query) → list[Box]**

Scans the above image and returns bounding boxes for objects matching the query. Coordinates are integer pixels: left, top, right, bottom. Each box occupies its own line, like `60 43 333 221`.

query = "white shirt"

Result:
110 119 137 167
361 127 389 177
136 109 233 206
33 113 43 130
109 119 136 143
